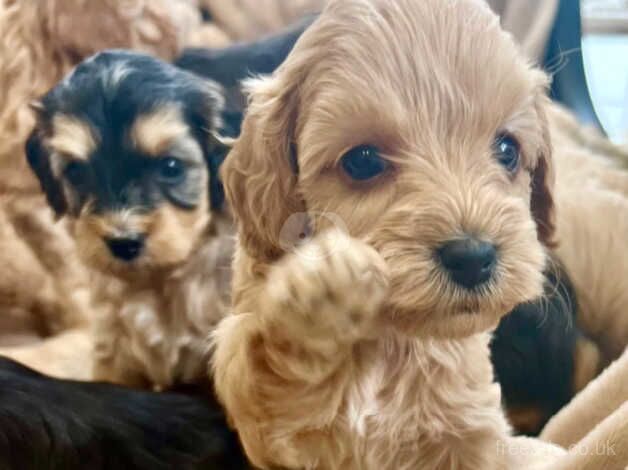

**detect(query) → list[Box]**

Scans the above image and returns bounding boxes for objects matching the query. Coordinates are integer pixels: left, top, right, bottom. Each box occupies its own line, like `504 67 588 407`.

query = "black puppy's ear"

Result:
25 128 68 217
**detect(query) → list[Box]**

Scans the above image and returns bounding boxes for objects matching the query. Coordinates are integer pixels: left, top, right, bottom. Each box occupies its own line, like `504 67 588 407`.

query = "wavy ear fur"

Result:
531 88 556 248
221 75 305 261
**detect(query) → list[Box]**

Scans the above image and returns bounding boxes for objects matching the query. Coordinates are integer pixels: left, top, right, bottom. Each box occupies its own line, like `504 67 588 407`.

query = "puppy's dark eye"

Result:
64 161 88 186
157 157 186 184
493 133 520 173
340 145 389 181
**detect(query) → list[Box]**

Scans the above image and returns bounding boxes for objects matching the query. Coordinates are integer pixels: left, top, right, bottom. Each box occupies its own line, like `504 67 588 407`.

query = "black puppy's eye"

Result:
493 133 520 173
64 161 88 186
157 157 186 184
340 145 389 181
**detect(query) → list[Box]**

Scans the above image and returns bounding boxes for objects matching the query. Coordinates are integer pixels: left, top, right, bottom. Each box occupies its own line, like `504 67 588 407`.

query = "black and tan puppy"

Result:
0 356 247 470
26 50 235 389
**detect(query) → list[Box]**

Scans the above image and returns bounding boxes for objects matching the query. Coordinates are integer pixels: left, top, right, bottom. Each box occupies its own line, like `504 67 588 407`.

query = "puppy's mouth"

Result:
444 292 499 317
455 300 482 315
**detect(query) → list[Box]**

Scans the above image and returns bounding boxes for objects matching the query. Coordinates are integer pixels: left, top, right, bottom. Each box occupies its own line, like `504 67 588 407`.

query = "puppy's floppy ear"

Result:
221 75 304 261
530 79 556 248
25 127 67 217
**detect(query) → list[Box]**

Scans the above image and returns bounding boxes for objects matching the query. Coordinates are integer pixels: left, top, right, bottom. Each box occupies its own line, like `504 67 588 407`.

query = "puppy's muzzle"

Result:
438 237 497 289
105 235 146 262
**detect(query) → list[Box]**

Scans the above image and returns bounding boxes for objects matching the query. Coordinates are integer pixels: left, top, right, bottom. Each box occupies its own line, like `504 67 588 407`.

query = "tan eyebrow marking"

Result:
131 105 190 157
48 114 98 161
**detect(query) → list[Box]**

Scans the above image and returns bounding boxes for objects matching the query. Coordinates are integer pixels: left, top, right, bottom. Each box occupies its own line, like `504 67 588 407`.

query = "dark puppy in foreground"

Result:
0 356 247 470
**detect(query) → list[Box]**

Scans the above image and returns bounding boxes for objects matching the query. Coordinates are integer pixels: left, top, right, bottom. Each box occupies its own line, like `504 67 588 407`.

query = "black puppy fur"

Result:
175 17 314 137
176 17 314 88
0 357 248 470
491 263 591 435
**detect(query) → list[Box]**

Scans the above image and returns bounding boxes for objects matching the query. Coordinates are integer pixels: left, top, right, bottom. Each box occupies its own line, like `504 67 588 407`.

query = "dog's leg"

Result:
212 229 388 469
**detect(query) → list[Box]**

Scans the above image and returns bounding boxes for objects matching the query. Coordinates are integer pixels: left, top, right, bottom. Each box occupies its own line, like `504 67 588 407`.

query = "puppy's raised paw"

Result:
265 229 389 342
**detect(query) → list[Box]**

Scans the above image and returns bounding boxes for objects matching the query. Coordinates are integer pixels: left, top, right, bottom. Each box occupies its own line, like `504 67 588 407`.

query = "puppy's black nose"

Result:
105 236 145 262
438 238 496 289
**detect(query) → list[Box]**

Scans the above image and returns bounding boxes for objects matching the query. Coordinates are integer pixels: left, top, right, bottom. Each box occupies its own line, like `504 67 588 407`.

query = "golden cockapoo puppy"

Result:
212 0 628 468
25 51 234 390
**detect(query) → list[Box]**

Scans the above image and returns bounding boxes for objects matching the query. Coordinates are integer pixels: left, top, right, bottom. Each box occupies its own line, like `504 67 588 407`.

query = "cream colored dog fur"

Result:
212 0 628 468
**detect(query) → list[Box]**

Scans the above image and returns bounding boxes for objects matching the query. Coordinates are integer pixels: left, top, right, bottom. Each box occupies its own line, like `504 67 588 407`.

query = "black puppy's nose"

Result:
105 236 145 262
438 238 497 289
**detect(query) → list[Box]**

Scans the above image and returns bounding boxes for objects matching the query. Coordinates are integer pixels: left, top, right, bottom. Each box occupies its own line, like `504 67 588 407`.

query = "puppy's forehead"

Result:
302 0 539 147
40 51 223 157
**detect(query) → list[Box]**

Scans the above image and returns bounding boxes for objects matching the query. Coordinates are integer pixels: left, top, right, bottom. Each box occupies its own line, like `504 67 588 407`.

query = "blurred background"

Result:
582 0 628 143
